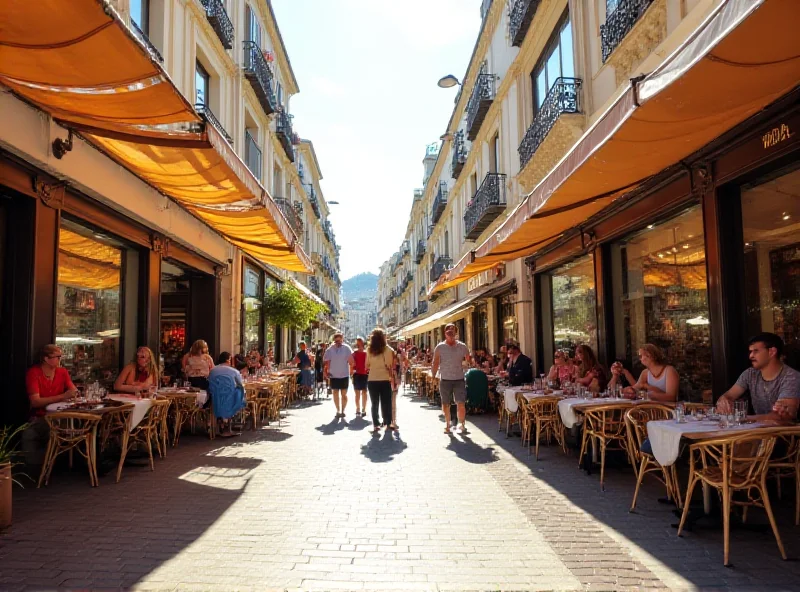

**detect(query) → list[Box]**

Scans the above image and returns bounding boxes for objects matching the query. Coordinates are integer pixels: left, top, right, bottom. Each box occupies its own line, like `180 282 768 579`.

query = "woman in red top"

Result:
351 337 368 417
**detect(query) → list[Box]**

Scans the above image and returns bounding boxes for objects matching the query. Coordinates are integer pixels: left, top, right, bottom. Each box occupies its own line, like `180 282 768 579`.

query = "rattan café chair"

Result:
677 432 785 566
39 412 102 488
579 403 629 491
625 404 681 512
526 396 566 460
768 432 800 526
116 398 171 482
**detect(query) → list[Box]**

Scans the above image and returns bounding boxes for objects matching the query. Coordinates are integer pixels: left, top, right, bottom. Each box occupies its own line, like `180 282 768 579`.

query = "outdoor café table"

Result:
47 396 151 431
157 387 207 407
501 387 565 436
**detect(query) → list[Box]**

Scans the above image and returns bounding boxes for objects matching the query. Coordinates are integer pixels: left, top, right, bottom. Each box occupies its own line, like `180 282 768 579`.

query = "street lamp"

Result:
437 74 461 89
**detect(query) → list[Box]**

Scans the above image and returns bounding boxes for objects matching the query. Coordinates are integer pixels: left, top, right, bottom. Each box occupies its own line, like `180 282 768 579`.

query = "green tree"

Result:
262 283 328 331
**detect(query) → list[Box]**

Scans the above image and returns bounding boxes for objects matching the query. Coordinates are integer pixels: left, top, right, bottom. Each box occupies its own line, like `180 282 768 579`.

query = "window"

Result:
276 82 284 107
243 262 263 353
245 4 262 45
56 219 126 386
195 62 209 107
610 206 711 399
742 165 800 368
606 0 620 15
130 0 149 34
531 15 574 111
499 293 518 347
444 229 450 257
490 133 499 173
549 254 597 353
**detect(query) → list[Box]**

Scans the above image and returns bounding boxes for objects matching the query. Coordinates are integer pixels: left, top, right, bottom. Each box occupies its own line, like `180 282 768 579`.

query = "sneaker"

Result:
459 425 468 435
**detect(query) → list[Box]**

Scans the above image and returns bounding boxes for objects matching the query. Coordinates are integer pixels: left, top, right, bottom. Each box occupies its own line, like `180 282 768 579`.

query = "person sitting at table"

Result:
246 348 262 374
504 344 533 387
234 354 249 377
22 344 79 467
208 352 246 437
548 349 578 386
495 345 509 373
293 342 314 396
608 344 680 402
114 346 159 394
575 344 608 392
182 340 214 390
716 332 800 421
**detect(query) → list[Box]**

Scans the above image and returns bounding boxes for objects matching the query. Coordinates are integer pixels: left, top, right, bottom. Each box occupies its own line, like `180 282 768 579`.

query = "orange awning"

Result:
0 0 311 273
58 228 122 290
433 0 800 294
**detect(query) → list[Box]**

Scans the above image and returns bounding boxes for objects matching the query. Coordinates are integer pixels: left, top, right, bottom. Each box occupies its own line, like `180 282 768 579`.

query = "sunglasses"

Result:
48 355 62 359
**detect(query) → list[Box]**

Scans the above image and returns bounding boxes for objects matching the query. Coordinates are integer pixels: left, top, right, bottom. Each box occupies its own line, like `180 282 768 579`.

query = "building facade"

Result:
378 0 800 401
0 0 340 423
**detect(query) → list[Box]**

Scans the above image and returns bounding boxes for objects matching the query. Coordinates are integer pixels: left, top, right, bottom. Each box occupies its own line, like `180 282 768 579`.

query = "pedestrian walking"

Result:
323 332 354 418
366 328 395 434
351 337 369 416
431 323 471 434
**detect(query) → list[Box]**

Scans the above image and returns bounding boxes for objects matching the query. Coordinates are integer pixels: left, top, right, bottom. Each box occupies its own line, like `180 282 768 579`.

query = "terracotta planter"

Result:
0 462 11 529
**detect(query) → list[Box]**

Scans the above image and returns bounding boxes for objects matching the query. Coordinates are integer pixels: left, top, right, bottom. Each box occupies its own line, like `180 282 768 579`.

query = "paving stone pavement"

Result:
2 385 800 591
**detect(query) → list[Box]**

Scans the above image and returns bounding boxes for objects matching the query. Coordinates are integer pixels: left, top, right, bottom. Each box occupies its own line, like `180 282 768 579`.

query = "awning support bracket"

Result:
52 129 74 159
630 74 648 107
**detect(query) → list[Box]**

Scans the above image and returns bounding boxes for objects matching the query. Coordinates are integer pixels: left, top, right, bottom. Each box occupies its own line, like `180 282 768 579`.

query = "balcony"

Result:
450 131 467 179
508 0 541 47
464 173 507 240
195 104 232 145
413 188 424 202
431 181 448 225
310 277 320 295
415 240 426 264
601 0 655 63
244 131 262 180
275 110 295 162
243 41 278 116
275 197 303 239
199 0 234 49
466 65 495 140
518 77 582 168
298 161 305 180
418 300 428 314
430 256 452 283
130 20 163 63
305 185 321 218
427 224 434 239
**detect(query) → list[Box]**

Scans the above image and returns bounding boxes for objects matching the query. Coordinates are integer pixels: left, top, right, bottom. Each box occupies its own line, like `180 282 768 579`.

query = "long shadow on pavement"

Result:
445 432 498 464
360 429 408 463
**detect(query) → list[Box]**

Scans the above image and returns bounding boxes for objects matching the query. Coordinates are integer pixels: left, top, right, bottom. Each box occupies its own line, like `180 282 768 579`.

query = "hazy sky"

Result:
272 0 481 281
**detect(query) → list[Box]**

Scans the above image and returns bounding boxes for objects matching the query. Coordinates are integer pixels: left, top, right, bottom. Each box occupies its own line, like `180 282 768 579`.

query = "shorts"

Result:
439 379 466 405
330 376 349 391
352 374 368 391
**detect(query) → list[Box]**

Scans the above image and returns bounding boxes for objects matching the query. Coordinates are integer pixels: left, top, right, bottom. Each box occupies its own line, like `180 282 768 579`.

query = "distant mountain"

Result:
342 272 377 300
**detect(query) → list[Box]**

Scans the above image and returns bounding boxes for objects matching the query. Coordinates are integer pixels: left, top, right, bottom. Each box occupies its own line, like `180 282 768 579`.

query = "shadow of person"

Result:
315 417 347 436
360 429 408 463
445 433 498 464
347 414 370 431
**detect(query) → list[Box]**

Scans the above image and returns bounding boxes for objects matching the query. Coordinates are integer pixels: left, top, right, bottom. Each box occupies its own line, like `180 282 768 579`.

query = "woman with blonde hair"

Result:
609 343 680 401
182 339 214 390
115 346 159 394
366 328 395 434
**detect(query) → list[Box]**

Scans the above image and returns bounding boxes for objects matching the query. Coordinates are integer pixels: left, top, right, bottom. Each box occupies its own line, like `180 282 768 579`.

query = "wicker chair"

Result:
98 403 135 454
768 432 800 526
625 404 681 511
39 412 102 487
579 403 630 490
525 396 565 460
170 393 209 447
676 432 784 566
117 398 171 481
516 393 530 447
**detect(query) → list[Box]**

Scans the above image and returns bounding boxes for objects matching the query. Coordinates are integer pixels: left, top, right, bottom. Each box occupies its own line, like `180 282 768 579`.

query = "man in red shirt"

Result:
23 344 78 466
351 337 368 417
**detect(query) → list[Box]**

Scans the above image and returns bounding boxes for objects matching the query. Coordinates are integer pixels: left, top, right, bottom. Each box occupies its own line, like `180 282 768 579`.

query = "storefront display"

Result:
498 292 518 347
473 304 488 350
549 254 597 353
243 262 263 353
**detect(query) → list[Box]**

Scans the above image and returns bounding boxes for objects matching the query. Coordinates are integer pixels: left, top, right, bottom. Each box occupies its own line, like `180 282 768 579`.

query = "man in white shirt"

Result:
323 332 354 418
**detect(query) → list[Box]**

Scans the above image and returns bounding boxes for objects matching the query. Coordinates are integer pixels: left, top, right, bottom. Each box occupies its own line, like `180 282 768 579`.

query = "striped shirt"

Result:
434 340 469 381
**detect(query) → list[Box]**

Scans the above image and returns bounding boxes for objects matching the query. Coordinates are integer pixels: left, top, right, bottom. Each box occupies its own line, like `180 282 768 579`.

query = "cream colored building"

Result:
379 0 746 357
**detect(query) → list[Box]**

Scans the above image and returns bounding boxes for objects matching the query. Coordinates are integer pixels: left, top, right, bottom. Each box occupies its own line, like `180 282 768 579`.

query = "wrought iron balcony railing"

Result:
305 184 321 218
275 197 303 239
508 0 541 47
199 0 234 49
464 173 507 240
450 130 468 179
275 110 295 162
130 20 163 63
401 240 410 256
427 224 434 239
431 181 448 225
430 256 452 283
518 77 582 168
243 41 278 116
244 130 262 181
601 0 655 63
195 103 232 145
466 65 495 140
418 300 428 314
419 285 426 297
413 188 424 201
309 277 320 295
415 240 426 264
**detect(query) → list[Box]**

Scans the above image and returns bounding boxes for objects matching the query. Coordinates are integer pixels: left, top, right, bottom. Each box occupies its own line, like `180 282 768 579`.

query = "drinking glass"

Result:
183 380 191 389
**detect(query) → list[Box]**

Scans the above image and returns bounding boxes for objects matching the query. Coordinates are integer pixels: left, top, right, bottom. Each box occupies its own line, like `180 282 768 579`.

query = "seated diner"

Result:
208 352 246 437
608 343 679 402
113 346 159 395
504 344 533 386
548 349 577 386
574 344 608 392
716 332 800 421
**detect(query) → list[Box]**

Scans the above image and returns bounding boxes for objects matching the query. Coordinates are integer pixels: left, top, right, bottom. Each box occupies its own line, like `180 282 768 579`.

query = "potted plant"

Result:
0 423 27 529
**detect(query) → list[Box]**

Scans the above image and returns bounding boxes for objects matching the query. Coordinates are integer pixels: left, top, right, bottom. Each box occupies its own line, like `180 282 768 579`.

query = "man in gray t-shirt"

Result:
717 332 800 419
432 323 471 435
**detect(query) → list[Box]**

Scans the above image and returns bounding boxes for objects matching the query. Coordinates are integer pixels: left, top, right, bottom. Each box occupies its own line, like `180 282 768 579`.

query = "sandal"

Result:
444 426 451 434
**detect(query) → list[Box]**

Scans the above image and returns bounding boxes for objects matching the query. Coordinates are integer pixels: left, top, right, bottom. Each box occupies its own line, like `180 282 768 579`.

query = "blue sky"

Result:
272 0 481 281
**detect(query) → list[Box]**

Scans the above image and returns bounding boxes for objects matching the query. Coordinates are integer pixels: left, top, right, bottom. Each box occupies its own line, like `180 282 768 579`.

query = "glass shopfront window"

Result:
243 262 263 353
473 304 489 351
610 205 711 399
499 293 518 347
56 219 127 385
549 254 597 353
742 165 800 368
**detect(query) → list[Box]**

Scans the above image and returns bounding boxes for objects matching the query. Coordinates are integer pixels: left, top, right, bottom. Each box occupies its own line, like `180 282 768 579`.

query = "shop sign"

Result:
762 123 793 150
468 271 492 293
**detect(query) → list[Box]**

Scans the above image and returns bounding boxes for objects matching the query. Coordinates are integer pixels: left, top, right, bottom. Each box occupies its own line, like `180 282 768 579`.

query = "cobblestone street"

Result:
2 387 800 591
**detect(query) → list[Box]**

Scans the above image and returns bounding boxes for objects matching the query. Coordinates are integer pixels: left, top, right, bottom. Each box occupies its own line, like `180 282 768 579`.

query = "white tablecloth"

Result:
502 387 564 413
107 395 153 430
646 418 771 467
557 397 630 428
